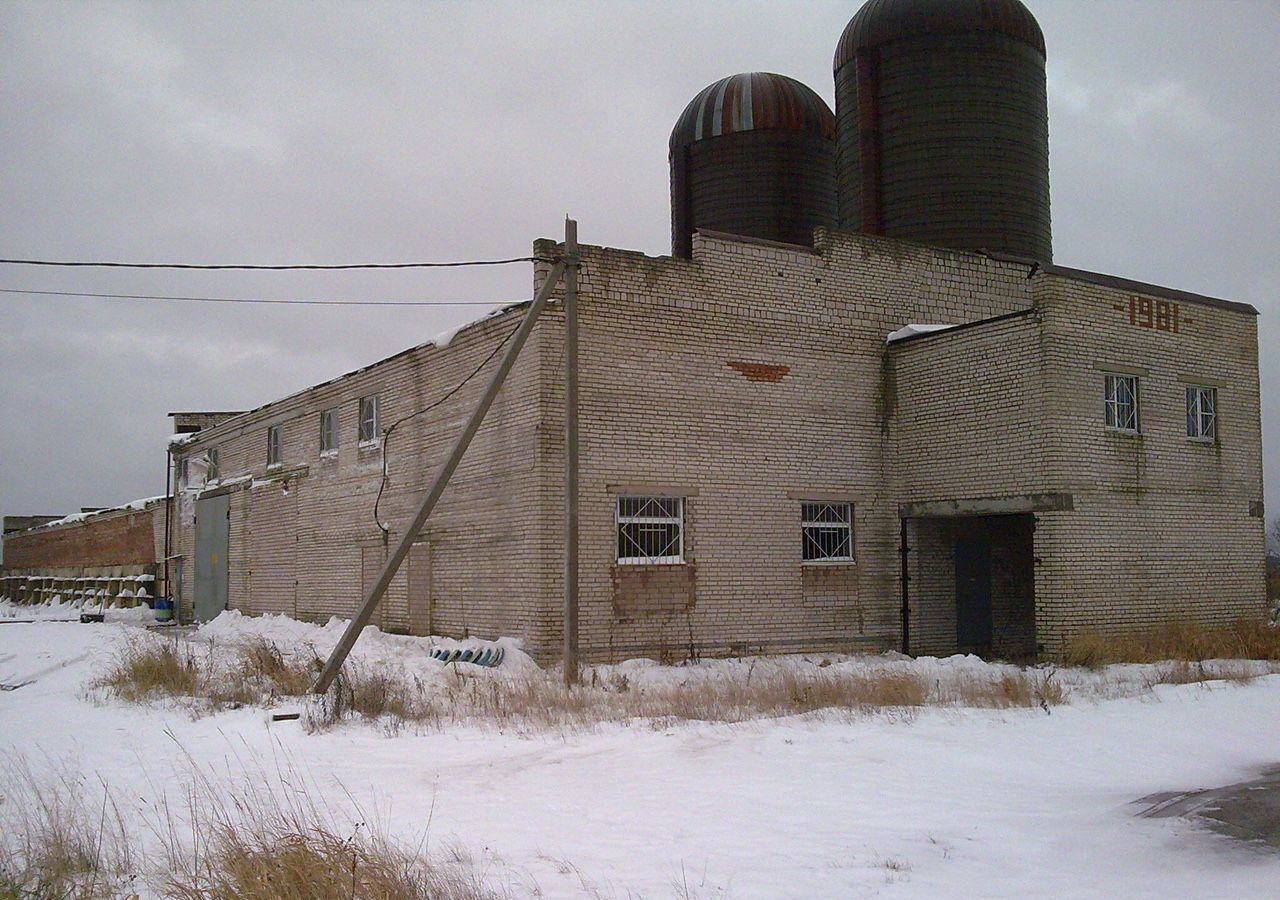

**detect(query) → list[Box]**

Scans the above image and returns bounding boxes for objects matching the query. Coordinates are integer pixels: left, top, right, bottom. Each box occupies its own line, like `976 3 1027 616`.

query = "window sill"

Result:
801 558 856 567
1187 436 1217 445
616 557 684 566
1104 427 1141 437
319 450 339 461
266 463 283 471
357 439 383 451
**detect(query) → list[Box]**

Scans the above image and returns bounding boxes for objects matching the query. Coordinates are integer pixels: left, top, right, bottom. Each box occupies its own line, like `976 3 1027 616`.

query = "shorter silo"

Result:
670 72 836 257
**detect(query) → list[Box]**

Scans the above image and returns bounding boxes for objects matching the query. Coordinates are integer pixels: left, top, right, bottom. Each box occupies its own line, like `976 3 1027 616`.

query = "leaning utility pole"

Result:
563 218 580 686
312 233 572 694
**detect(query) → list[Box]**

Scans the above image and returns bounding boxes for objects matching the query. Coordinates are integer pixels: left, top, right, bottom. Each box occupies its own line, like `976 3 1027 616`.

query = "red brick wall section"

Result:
4 509 160 569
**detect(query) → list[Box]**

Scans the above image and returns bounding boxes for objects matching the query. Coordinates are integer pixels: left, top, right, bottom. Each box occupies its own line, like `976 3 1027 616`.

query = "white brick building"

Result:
164 0 1268 664
168 226 1266 663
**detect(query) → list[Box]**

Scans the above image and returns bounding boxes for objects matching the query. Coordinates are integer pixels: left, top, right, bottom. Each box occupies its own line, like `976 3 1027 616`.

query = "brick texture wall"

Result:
886 271 1265 657
168 226 1265 664
4 505 164 571
172 306 551 651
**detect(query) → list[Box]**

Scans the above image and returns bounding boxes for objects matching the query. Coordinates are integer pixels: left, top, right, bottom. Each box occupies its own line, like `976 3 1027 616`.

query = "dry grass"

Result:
1062 618 1280 667
98 632 1073 734
0 757 505 900
305 660 1067 733
94 635 319 712
0 764 134 900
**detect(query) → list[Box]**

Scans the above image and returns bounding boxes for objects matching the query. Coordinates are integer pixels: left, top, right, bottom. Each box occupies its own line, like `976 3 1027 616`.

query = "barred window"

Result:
1104 374 1139 433
1186 385 1216 441
358 395 380 443
205 448 220 484
616 496 683 564
802 502 853 562
320 407 338 455
266 424 282 467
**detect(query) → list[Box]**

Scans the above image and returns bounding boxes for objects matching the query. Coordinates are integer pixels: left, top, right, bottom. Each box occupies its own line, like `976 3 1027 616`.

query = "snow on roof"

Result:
173 299 531 448
886 323 960 344
13 495 166 535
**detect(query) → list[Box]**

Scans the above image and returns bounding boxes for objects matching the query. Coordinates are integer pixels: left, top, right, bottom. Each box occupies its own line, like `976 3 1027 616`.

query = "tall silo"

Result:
670 72 836 258
834 0 1052 261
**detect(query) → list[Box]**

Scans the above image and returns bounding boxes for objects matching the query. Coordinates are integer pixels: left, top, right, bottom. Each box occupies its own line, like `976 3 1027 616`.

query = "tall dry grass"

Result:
0 756 505 900
1062 618 1280 667
94 634 319 712
0 763 134 900
307 661 1068 732
98 632 1071 734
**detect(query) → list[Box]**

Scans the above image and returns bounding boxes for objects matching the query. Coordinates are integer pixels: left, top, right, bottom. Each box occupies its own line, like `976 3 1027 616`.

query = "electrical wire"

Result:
0 287 514 307
0 256 548 270
372 317 523 533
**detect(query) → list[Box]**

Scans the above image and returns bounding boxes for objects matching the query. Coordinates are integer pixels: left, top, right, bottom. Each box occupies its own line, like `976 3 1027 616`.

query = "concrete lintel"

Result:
899 493 1074 519
605 483 700 498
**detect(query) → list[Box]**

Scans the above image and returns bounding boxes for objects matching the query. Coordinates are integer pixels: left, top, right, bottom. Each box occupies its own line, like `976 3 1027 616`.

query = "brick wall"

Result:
167 225 1265 665
171 304 551 651
540 228 1036 661
3 504 163 571
884 269 1265 657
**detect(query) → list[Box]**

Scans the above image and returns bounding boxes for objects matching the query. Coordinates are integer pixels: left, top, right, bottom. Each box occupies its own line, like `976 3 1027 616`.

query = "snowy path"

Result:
2 619 1279 897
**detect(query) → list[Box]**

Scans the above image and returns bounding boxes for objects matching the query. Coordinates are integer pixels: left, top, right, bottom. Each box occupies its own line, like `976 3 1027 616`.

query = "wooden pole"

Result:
312 259 567 694
563 218 580 686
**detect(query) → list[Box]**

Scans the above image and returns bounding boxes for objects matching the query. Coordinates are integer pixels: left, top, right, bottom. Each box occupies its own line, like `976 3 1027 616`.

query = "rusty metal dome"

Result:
669 72 835 151
834 0 1046 70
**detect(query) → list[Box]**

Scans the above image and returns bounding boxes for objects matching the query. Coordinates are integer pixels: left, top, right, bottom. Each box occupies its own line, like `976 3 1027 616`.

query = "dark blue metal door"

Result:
955 537 992 653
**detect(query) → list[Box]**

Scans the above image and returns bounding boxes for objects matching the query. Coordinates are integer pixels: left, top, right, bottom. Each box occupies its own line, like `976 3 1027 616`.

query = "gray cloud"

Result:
1 0 1276 527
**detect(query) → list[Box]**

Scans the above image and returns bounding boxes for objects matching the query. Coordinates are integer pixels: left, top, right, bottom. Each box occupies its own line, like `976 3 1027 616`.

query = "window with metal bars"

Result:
266 424 282 467
616 496 683 564
1104 374 1139 433
205 448 220 484
801 502 853 562
1186 385 1217 441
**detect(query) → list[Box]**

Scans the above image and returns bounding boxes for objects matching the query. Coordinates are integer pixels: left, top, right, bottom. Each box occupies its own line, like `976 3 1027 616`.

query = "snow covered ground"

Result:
3 608 1279 897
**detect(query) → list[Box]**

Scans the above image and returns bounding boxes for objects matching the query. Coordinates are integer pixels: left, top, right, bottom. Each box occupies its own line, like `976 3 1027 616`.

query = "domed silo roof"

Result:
834 0 1045 68
669 72 836 150
833 0 1052 261
669 73 837 257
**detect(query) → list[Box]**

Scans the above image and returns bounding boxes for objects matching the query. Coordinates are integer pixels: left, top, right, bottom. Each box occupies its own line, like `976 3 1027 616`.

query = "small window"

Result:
1104 374 1139 433
616 496 683 564
802 502 853 563
266 424 282 467
320 408 338 455
176 457 189 490
1186 385 1217 441
205 448 220 484
358 395 380 443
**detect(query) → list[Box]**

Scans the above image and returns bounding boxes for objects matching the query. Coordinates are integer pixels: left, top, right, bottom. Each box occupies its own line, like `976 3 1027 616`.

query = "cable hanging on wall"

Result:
372 316 525 534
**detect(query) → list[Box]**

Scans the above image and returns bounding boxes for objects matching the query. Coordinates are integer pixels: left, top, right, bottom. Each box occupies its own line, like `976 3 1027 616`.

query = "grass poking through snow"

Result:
1063 618 1280 667
0 756 506 900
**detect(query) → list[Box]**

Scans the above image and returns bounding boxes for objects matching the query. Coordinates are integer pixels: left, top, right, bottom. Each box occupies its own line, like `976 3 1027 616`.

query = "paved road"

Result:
1137 767 1280 850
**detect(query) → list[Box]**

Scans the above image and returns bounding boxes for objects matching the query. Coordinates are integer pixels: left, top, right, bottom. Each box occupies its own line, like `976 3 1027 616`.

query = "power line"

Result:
0 287 515 307
0 255 548 270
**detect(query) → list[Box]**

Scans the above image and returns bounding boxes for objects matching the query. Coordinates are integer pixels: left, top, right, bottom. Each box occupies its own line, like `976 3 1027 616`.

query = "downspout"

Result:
899 516 911 656
163 446 173 621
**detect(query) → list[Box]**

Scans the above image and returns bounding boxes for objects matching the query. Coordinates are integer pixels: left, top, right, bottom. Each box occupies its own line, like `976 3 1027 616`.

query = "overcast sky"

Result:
1 0 1277 538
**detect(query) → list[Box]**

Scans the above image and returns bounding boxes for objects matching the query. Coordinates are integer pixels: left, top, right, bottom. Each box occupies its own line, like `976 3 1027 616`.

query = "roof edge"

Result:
1042 264 1259 317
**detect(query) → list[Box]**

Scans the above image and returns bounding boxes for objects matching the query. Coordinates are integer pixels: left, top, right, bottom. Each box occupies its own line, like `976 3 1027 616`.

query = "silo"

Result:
670 72 836 258
834 0 1052 261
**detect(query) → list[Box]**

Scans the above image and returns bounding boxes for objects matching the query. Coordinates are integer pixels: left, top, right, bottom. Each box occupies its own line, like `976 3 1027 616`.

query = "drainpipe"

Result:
899 517 911 656
163 446 172 621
